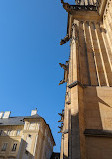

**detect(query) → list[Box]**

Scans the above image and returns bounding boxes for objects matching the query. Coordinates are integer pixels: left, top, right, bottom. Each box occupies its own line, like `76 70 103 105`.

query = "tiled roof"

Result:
0 114 41 126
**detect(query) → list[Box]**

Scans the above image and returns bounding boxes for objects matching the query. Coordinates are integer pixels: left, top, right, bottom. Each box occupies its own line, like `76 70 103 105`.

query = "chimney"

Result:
0 112 4 119
3 111 11 118
31 109 37 116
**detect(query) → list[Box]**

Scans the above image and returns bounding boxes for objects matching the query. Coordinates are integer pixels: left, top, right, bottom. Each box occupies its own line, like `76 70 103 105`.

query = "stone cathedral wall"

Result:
77 12 112 157
77 20 112 87
59 0 112 158
83 87 112 159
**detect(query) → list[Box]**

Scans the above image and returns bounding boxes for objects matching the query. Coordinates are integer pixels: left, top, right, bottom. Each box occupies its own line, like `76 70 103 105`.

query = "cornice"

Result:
61 0 97 13
60 0 100 39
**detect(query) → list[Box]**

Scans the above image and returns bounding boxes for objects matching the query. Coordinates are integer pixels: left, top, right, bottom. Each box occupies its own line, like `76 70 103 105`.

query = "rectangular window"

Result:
0 130 3 136
29 122 35 130
1 143 8 151
7 130 11 136
16 130 20 136
12 143 17 151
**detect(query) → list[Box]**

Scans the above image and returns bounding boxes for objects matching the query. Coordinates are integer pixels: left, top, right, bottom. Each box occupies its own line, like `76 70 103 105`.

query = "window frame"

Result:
1 143 8 151
16 130 20 136
11 143 17 152
7 130 11 136
0 130 3 136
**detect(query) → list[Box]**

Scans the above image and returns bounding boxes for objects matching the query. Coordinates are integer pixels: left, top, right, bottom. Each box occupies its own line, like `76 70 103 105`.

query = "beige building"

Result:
59 0 112 158
0 110 55 159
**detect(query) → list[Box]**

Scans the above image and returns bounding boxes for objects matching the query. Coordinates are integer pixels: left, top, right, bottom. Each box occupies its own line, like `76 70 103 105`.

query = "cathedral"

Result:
59 0 112 158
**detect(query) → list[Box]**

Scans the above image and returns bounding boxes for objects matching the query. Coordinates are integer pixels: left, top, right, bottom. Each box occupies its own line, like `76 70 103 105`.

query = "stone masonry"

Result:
59 0 112 158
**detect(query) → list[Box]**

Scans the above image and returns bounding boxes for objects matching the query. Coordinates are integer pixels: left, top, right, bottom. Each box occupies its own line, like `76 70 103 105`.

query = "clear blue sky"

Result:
0 0 74 152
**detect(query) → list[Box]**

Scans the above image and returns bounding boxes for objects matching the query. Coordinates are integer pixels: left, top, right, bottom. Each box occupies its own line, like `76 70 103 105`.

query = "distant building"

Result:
0 109 55 159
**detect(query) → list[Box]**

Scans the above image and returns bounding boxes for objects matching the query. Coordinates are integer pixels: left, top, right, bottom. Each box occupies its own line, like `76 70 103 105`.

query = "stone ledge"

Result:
84 129 112 137
68 81 85 88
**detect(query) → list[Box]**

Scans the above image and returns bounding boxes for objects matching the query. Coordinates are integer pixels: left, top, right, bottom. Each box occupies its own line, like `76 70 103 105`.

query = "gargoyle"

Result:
58 123 64 129
60 0 71 13
58 113 64 117
58 126 63 133
59 63 67 70
59 79 65 85
58 109 64 123
58 119 64 122
59 61 69 85
60 34 69 45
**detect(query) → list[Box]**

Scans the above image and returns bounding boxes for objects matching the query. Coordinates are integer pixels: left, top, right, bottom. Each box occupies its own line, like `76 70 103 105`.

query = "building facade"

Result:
0 110 55 159
59 0 112 158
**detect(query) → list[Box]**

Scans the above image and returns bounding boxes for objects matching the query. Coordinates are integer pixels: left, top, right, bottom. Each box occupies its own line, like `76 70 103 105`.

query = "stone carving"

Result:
59 63 68 70
59 61 69 85
58 110 64 133
59 79 65 85
58 109 64 122
58 123 64 133
60 0 97 12
60 34 69 45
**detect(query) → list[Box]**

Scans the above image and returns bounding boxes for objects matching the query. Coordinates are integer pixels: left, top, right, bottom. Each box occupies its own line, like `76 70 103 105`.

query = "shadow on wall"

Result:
64 86 112 159
63 155 68 159
0 131 33 159
84 87 112 129
83 87 112 159
84 87 103 129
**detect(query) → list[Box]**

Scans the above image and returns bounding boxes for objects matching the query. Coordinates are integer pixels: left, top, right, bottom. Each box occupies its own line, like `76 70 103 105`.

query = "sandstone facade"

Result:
0 110 55 159
59 0 112 158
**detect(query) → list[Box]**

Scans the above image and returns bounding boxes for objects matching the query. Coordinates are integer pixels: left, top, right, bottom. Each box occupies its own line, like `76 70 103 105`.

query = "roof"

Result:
0 113 55 145
0 114 41 126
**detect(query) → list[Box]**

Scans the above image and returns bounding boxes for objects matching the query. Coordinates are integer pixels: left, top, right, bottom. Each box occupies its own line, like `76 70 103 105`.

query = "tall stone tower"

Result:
59 0 112 158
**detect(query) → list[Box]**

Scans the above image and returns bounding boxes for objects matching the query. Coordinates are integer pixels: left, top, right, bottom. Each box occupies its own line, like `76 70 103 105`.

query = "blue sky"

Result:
0 0 72 152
